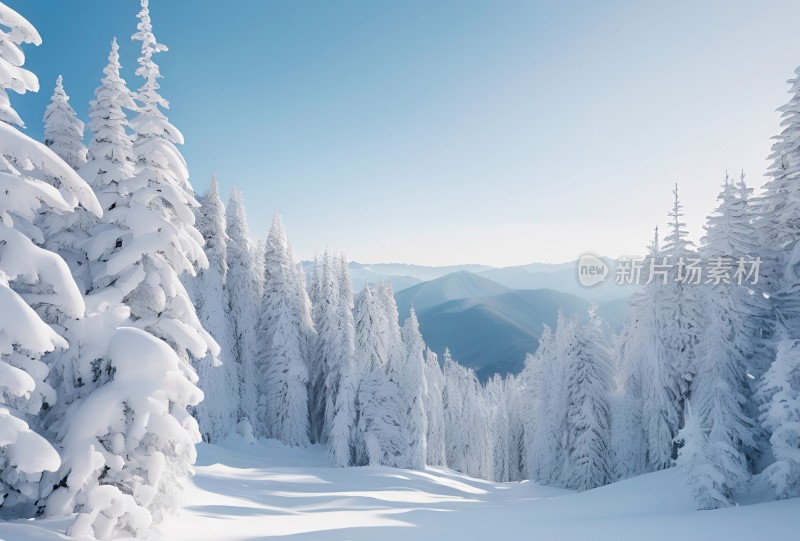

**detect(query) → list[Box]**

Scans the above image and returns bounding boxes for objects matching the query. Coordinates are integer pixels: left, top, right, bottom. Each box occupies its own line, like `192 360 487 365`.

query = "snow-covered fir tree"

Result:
757 338 800 499
0 2 99 517
400 308 428 471
224 187 260 431
309 253 337 445
325 254 360 467
257 214 311 447
608 325 647 481
37 70 114 295
660 185 704 408
39 37 137 428
443 350 492 479
564 311 613 490
43 75 87 170
190 176 238 442
676 403 732 510
691 175 759 499
423 348 447 467
354 284 415 468
757 62 800 300
631 219 690 469
485 374 512 482
505 373 527 481
42 2 215 536
524 319 570 485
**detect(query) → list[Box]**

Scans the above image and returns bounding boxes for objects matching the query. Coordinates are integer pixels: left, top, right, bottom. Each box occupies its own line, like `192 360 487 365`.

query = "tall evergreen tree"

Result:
526 319 571 484
758 62 800 291
354 284 413 468
564 311 613 490
676 403 732 510
608 325 647 480
224 187 260 430
443 350 492 479
423 348 447 467
757 338 800 499
692 175 759 497
257 214 311 447
486 374 512 482
660 185 704 405
0 3 99 516
43 75 87 170
401 308 428 470
191 176 238 442
43 3 216 536
310 252 337 444
326 254 359 467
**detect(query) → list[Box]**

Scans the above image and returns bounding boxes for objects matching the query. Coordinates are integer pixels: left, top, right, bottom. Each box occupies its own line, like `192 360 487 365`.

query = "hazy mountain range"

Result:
303 259 632 381
394 271 628 380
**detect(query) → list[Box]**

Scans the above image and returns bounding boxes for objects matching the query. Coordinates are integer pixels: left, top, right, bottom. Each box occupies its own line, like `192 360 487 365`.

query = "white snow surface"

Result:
1 436 797 541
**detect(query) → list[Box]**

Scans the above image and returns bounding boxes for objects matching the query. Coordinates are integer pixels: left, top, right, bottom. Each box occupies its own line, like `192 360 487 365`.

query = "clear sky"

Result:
10 0 800 266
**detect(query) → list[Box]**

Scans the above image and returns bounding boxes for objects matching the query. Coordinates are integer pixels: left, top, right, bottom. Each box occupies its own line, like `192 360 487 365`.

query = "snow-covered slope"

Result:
3 437 796 541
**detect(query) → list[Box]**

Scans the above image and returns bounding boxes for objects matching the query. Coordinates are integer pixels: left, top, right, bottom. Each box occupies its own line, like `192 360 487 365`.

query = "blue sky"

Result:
11 0 800 266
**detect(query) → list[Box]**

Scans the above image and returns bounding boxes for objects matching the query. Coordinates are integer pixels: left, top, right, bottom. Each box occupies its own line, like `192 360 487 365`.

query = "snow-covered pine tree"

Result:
442 349 464 471
39 36 136 420
42 3 215 536
608 324 647 481
628 228 675 470
757 61 800 299
80 37 136 194
524 318 570 485
423 348 447 467
43 75 87 170
257 214 311 447
190 176 238 442
504 373 527 481
692 175 759 497
309 252 336 445
676 403 732 510
442 350 492 479
661 185 704 407
730 173 774 381
224 187 260 432
326 254 359 467
354 283 415 468
0 2 100 517
253 238 266 297
459 361 493 481
37 74 108 296
485 374 512 482
38 37 137 493
401 308 428 471
564 310 613 490
757 338 800 499
124 0 215 361
353 284 384 465
307 254 325 443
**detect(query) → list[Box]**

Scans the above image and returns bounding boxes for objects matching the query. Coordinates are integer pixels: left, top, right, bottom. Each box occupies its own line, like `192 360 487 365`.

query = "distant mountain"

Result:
351 262 494 282
416 288 592 380
392 270 629 381
301 261 495 294
395 271 511 317
478 258 629 303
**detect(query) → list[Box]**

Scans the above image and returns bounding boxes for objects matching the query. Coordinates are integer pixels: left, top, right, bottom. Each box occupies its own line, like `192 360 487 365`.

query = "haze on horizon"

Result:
12 0 800 267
